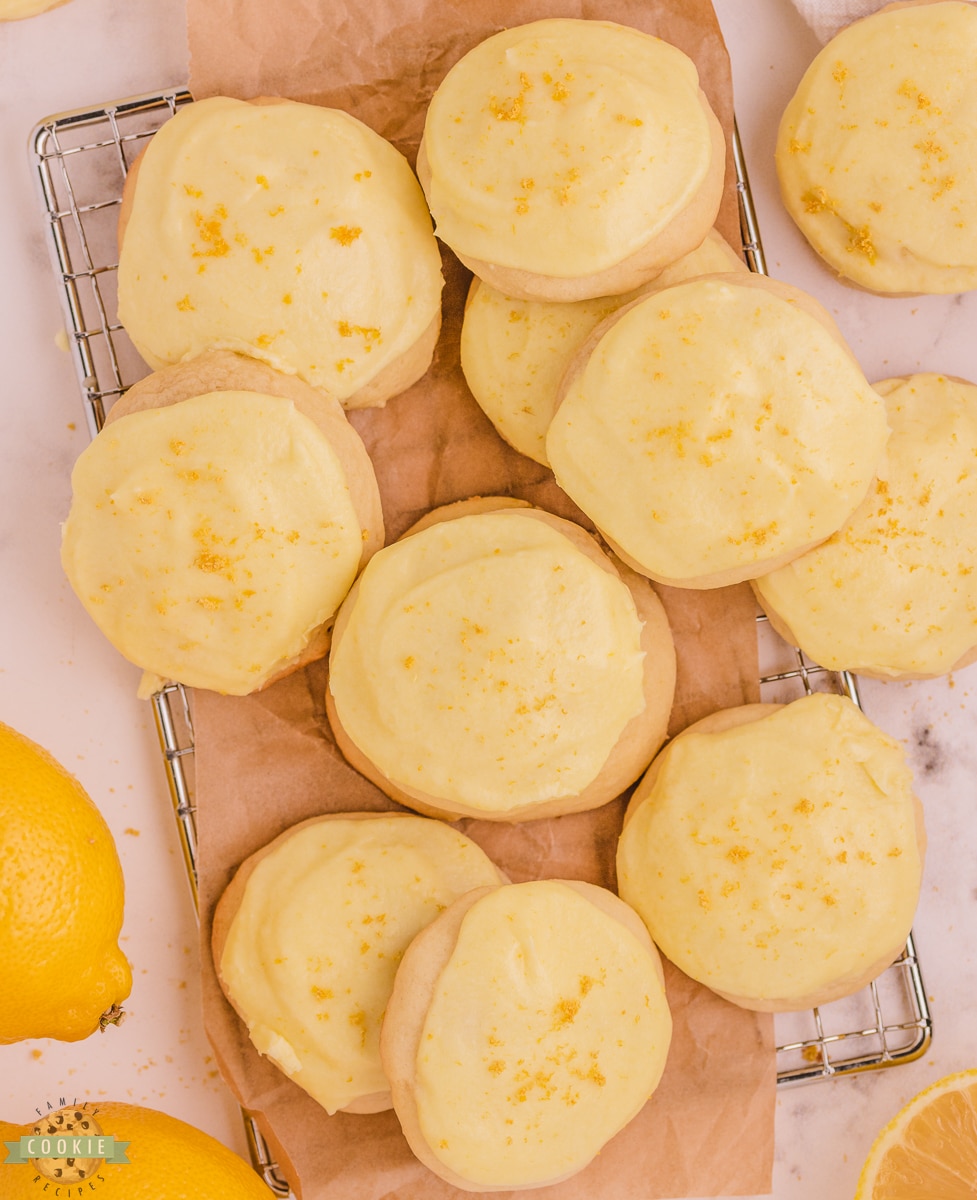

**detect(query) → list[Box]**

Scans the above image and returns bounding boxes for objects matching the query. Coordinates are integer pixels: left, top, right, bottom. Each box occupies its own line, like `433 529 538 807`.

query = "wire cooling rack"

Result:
32 85 932 1190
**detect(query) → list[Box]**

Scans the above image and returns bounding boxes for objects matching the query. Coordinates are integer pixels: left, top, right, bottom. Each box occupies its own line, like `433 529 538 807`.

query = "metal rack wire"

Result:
31 86 931 1188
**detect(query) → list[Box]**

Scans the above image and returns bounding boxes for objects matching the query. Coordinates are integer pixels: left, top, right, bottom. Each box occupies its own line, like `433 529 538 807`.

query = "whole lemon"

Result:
0 721 131 1042
0 1102 273 1197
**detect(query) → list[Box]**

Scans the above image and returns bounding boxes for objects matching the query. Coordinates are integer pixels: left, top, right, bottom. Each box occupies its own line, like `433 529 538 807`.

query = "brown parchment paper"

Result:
186 0 776 1196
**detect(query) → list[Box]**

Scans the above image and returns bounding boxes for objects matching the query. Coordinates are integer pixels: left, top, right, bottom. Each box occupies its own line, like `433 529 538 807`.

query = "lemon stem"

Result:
98 1004 126 1032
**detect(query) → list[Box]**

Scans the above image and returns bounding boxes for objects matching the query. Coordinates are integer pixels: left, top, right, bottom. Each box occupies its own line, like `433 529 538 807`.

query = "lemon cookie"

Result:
61 352 383 696
754 373 977 679
546 273 890 588
418 19 725 302
213 813 506 1116
380 879 672 1190
117 96 444 408
776 0 977 294
460 230 746 465
617 694 925 1012
326 498 675 822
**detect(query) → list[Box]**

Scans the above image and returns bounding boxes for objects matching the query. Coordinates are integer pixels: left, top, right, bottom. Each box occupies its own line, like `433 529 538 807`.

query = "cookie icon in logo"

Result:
29 1106 104 1183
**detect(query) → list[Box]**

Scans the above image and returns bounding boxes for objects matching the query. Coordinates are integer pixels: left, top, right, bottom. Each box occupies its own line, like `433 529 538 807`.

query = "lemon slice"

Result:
855 1069 977 1199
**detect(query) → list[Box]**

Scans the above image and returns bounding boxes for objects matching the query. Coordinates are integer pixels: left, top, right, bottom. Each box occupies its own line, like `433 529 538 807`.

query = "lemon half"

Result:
855 1068 977 1199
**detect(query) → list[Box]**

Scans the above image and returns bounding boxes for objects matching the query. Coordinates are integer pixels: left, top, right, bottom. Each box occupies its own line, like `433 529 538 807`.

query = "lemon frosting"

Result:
61 389 363 695
776 1 977 293
754 373 977 677
421 19 716 277
327 509 647 813
617 695 923 1009
117 96 444 406
545 276 890 587
461 230 746 465
412 881 671 1187
219 816 504 1115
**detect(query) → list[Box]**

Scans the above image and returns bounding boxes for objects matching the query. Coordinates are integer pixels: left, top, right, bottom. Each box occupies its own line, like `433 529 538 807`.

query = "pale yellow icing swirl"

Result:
617 695 922 1008
413 881 671 1187
776 1 977 293
220 816 504 1115
61 390 362 695
118 96 444 404
422 19 714 276
754 373 977 677
328 510 647 812
546 277 889 585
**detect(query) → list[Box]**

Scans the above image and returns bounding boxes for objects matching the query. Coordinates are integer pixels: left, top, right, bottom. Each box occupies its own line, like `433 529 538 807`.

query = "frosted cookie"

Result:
754 373 977 679
117 96 444 409
418 19 725 302
326 498 676 822
776 1 977 294
546 273 890 589
213 813 507 1116
617 694 925 1012
380 879 672 1190
61 352 383 696
461 230 746 465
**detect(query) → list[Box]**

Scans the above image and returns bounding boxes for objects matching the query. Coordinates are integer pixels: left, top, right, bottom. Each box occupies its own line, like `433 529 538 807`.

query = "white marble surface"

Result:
0 0 974 1196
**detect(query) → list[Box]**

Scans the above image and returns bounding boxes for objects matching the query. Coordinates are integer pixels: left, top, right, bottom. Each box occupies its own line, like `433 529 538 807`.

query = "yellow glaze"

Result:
546 277 889 585
776 1 977 293
117 96 443 405
755 374 977 677
422 19 713 276
617 695 922 1007
61 390 362 695
220 816 503 1115
328 510 646 812
414 881 671 1188
461 230 745 465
